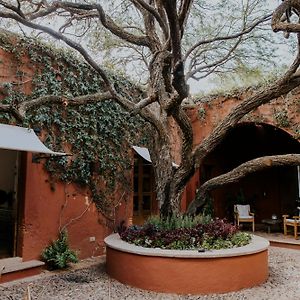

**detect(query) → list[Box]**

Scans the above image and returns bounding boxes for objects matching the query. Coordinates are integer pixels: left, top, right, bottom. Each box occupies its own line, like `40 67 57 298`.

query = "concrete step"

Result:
0 257 44 283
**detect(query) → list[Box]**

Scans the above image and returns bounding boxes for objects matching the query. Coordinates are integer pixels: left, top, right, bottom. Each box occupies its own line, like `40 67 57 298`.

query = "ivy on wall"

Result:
0 31 152 216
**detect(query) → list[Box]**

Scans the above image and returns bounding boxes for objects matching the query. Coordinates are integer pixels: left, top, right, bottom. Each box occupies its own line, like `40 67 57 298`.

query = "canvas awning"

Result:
132 145 179 167
132 145 152 163
0 123 67 155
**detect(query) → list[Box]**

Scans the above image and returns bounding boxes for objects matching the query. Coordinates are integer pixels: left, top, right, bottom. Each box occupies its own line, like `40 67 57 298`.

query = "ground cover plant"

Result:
120 215 251 250
42 231 78 270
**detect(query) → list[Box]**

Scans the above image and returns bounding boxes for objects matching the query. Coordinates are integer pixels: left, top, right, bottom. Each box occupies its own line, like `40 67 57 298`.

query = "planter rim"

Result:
104 233 269 258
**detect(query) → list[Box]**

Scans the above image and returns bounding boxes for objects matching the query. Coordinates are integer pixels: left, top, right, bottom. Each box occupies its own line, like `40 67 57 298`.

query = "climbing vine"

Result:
0 31 152 216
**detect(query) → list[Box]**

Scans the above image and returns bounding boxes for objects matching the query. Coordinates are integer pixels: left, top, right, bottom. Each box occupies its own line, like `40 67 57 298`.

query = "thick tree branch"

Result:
170 107 194 194
131 95 157 114
94 4 150 48
0 103 23 121
131 0 161 53
272 0 300 33
18 91 113 117
130 0 169 39
178 0 193 35
173 107 193 162
162 0 182 64
0 0 25 18
0 10 115 93
187 154 300 214
52 2 150 48
2 89 163 137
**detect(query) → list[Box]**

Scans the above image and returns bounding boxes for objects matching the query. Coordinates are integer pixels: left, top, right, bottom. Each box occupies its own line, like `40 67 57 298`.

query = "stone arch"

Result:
201 122 300 224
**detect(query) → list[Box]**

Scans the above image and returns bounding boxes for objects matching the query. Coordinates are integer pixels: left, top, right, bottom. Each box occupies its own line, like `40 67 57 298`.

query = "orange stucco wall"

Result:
0 38 133 262
20 153 113 260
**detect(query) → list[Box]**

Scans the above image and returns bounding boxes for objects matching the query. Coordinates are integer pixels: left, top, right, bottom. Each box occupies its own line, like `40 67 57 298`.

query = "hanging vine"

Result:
0 30 152 216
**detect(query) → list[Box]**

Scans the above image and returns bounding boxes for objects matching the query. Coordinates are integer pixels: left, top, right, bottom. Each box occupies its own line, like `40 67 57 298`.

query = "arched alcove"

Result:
201 122 300 223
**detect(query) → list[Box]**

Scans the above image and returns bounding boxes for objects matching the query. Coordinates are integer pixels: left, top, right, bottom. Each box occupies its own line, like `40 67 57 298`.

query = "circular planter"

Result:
105 234 269 294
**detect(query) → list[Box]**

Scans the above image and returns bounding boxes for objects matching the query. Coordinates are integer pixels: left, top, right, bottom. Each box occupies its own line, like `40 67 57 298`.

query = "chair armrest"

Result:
292 216 300 220
282 215 289 222
249 212 254 216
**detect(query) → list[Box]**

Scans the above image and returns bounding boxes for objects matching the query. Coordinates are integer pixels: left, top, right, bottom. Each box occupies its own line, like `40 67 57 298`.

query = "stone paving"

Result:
0 246 300 299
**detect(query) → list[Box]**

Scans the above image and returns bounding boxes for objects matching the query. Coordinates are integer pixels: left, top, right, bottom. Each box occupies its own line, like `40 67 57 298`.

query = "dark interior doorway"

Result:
201 122 300 223
0 149 20 258
133 155 156 225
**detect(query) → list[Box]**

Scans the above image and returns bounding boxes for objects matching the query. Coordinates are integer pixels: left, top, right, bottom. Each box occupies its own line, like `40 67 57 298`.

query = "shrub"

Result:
146 214 211 230
120 215 251 250
41 231 78 270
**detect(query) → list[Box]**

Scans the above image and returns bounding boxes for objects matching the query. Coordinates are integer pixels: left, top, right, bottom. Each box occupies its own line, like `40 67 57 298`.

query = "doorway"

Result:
201 122 300 222
0 149 20 258
133 155 156 224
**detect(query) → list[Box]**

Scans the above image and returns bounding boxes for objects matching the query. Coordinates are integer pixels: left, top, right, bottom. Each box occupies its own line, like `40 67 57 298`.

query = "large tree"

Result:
0 0 300 217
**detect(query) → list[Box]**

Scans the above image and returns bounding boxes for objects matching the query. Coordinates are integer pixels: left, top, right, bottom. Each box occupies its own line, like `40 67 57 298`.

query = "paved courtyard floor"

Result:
0 246 300 300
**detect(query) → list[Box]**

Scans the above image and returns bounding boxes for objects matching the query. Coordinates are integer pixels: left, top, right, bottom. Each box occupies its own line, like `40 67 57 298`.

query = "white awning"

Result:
0 123 67 155
132 145 152 163
132 145 179 167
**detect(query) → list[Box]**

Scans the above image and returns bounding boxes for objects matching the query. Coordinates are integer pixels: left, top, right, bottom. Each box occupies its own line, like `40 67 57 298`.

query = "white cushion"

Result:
238 216 253 220
236 204 251 217
286 219 300 224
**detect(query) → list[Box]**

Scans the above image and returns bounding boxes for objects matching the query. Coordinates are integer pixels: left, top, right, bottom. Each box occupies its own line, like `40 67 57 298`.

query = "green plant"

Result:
0 32 151 216
120 216 252 250
230 231 251 247
41 231 78 270
146 214 211 230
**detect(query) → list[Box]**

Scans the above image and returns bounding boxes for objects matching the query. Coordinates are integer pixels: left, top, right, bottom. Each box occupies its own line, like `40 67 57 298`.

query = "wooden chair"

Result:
283 214 300 240
234 204 255 232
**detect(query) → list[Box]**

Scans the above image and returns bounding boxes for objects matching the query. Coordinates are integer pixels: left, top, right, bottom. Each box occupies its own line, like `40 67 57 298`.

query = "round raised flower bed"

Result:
105 234 269 294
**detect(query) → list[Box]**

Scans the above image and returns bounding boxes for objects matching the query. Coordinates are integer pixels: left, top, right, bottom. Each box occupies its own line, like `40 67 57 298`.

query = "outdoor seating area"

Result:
233 204 300 241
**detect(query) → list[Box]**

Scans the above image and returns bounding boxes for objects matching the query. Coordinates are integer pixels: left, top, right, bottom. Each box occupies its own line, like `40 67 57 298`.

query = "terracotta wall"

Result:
183 92 300 217
20 153 116 261
0 48 35 96
0 38 133 261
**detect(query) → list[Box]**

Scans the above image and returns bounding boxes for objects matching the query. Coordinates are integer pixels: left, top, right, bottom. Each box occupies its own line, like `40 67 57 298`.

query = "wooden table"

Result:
262 219 282 234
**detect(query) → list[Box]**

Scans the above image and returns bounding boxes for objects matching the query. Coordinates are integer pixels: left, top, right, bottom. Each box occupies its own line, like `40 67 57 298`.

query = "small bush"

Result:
41 231 78 270
146 214 211 230
120 215 251 250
